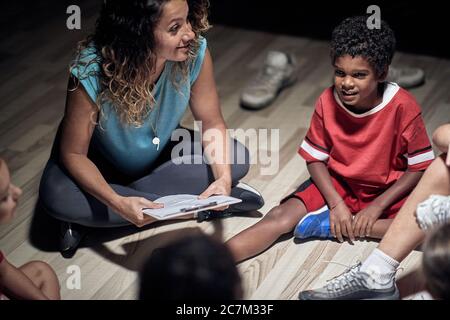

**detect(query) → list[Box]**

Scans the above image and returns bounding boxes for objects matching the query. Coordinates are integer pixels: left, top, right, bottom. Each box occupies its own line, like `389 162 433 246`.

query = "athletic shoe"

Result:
196 182 264 222
294 205 332 239
416 194 450 230
240 51 298 110
387 66 425 89
298 262 399 300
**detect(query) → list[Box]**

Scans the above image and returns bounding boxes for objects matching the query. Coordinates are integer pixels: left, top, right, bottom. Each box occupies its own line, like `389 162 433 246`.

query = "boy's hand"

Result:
352 204 384 238
329 202 355 243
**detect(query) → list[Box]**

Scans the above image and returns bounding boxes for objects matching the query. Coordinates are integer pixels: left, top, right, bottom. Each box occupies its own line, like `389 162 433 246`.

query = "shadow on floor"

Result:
28 200 262 257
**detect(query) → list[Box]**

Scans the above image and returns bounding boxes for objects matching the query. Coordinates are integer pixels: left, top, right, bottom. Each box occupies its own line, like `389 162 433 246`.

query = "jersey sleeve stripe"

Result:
408 145 433 157
407 150 435 166
305 136 329 152
300 140 329 161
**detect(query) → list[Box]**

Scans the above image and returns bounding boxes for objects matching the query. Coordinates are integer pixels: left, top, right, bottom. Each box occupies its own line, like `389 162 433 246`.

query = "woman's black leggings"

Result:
39 128 250 227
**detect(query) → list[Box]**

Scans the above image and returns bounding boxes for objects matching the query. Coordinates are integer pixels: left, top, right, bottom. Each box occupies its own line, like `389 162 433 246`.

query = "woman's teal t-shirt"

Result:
70 37 207 177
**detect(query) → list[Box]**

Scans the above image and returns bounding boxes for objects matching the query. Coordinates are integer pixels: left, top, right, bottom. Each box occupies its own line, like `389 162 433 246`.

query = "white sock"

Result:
360 248 400 288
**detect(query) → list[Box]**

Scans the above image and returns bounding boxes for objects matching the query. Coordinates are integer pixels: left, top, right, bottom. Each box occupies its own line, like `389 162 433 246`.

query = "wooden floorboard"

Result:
1 5 449 300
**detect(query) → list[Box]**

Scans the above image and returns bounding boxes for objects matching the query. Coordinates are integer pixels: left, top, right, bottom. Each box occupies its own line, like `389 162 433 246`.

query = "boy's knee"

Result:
265 205 298 234
25 261 56 281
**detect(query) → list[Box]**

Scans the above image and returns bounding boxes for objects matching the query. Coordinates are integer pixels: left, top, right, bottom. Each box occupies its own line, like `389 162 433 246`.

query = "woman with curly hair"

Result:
39 0 263 257
227 15 433 266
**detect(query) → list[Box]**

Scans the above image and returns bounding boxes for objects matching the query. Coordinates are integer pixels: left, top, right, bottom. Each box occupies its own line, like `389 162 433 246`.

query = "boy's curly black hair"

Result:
330 15 396 76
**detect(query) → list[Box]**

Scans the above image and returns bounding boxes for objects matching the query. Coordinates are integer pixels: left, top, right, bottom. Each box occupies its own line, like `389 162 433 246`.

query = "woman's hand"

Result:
352 204 384 238
329 201 355 243
198 177 232 211
114 196 163 227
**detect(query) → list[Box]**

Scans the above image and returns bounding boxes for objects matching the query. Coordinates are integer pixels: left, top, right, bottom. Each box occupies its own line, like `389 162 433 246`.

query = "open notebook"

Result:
142 194 242 220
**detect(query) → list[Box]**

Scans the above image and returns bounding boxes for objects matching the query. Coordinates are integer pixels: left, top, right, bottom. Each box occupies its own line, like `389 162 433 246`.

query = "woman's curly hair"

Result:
70 0 210 127
330 15 396 76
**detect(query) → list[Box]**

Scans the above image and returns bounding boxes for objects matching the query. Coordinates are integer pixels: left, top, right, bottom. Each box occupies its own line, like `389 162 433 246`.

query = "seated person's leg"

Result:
130 135 263 213
226 178 332 263
226 198 306 263
39 157 159 228
379 154 450 262
19 261 60 300
298 154 450 300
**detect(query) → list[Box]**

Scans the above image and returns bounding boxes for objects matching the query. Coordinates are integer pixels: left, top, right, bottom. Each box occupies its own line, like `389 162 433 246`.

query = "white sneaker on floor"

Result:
298 262 399 300
416 194 450 230
240 51 298 110
387 66 425 89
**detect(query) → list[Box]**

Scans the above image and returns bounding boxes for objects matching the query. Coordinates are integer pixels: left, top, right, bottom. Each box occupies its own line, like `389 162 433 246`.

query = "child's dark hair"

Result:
330 15 396 76
422 223 450 300
139 233 242 300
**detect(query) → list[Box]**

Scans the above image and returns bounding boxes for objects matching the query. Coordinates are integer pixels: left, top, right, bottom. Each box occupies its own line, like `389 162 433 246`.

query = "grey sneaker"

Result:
240 51 298 110
387 66 425 89
298 262 399 300
416 195 450 230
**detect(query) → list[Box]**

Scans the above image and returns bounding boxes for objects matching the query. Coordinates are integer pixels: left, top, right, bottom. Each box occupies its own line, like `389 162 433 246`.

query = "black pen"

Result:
180 201 218 212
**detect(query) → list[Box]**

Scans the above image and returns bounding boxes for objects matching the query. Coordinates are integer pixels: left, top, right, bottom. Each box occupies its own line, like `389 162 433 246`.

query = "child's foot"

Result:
294 205 332 239
298 262 399 300
416 194 450 230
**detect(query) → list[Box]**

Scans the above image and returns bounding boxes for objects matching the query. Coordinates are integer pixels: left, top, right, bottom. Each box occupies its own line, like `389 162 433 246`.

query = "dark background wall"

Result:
1 1 449 59
209 0 450 59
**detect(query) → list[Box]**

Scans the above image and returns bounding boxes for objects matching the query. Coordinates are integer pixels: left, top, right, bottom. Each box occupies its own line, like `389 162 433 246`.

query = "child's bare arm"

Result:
307 162 355 242
371 171 423 210
0 258 48 300
307 162 342 206
353 170 423 237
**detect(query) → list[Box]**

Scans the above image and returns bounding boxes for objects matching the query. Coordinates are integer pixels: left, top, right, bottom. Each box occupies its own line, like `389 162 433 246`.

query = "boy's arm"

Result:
0 258 49 300
371 171 423 210
307 162 342 207
307 162 355 242
353 170 423 237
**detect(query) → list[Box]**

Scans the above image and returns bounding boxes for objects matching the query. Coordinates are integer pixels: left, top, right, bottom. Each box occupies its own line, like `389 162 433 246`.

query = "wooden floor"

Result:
1 4 450 300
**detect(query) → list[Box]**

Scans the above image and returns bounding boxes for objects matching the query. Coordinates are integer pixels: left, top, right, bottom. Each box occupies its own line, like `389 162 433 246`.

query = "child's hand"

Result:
329 202 355 243
352 204 384 238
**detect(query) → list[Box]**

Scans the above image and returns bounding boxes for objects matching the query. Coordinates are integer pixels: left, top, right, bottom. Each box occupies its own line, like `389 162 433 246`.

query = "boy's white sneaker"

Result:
387 66 425 89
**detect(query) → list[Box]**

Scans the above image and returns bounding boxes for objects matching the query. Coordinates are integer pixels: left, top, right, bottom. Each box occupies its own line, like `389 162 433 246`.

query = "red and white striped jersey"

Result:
299 83 434 195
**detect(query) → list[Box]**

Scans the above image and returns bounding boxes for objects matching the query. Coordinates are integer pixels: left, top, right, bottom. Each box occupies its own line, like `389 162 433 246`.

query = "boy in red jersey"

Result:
226 16 434 263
